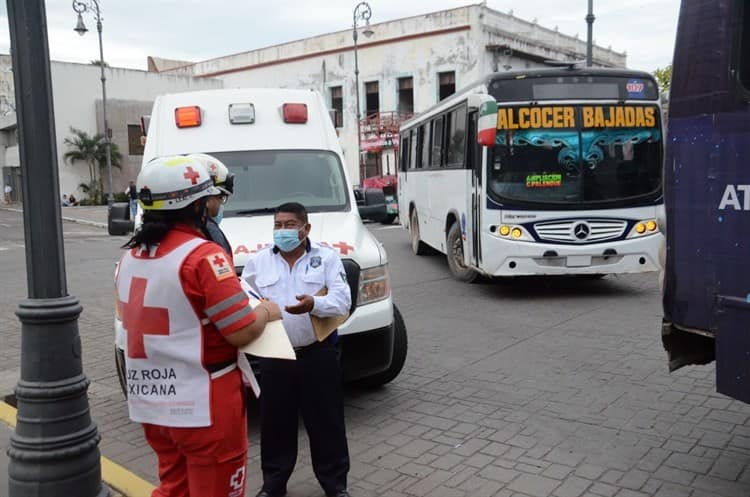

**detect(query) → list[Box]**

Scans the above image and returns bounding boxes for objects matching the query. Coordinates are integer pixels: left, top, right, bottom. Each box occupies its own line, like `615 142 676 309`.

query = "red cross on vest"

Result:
212 254 226 267
332 241 355 255
119 276 170 359
183 166 200 185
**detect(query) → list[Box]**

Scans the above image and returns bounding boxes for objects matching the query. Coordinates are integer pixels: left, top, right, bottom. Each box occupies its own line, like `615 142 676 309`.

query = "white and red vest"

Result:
116 237 213 427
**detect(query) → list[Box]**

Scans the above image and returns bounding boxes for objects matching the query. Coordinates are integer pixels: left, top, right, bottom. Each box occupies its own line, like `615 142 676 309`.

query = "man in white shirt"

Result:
241 202 352 497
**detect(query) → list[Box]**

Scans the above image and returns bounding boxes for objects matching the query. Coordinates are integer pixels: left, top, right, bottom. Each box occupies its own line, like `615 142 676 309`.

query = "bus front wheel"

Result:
446 222 478 283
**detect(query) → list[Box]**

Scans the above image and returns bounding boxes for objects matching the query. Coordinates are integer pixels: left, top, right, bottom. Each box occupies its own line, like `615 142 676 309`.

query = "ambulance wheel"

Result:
409 209 430 255
115 346 127 398
358 305 407 388
446 222 478 283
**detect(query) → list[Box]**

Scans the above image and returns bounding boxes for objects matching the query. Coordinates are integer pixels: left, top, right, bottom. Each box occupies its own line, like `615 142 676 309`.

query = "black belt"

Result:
206 359 236 373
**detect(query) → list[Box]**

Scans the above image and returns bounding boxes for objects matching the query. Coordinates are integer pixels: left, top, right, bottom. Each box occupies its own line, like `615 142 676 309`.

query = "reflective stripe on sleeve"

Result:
204 292 246 318
214 305 254 331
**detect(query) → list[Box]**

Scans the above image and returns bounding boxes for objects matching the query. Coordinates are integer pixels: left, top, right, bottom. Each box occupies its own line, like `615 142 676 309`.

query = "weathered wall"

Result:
161 5 626 184
0 54 223 200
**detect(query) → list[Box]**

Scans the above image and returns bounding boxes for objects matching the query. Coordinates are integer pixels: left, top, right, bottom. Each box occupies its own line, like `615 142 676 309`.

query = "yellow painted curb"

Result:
0 400 16 427
0 401 155 497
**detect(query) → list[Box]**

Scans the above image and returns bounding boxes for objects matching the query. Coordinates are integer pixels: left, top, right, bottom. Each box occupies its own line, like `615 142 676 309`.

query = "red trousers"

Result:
143 369 248 497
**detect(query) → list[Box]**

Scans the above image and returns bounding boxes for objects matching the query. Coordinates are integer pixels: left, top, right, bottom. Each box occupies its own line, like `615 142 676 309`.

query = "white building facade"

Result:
0 55 222 203
156 4 626 185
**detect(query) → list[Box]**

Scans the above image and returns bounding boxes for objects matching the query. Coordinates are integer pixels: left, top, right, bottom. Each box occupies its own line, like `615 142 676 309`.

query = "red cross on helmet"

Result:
187 153 234 196
136 155 220 211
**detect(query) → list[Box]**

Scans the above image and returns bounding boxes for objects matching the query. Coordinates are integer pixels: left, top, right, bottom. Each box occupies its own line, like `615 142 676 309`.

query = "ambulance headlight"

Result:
358 264 390 305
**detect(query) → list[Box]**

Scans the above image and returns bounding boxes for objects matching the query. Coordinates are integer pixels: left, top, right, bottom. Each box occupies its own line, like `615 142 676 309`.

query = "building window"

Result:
430 116 443 168
438 71 456 101
365 81 380 116
446 106 467 168
398 77 414 115
127 124 144 156
330 86 343 128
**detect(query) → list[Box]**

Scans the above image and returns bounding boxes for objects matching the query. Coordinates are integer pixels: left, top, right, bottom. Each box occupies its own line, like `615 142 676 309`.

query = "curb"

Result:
0 206 107 229
0 400 155 497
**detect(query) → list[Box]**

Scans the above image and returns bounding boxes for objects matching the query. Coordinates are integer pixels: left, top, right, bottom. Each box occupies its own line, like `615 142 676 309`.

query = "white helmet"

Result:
137 155 220 211
187 153 234 196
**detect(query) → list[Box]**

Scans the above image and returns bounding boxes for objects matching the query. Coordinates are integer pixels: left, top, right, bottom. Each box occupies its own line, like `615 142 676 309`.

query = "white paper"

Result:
238 279 296 360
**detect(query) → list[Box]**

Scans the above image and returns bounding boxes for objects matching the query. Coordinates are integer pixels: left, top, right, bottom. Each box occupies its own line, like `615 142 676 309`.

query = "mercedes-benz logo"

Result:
573 222 590 240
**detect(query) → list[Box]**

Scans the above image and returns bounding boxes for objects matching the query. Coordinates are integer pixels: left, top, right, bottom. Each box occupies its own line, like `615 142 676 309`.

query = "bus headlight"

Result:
496 224 533 241
628 219 660 238
358 264 390 305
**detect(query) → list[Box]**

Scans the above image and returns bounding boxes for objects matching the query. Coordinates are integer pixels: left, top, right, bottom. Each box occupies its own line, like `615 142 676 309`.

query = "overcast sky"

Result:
0 1 679 73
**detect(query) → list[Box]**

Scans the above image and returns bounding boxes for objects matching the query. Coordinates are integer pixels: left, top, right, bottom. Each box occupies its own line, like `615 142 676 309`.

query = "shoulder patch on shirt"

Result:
206 252 234 281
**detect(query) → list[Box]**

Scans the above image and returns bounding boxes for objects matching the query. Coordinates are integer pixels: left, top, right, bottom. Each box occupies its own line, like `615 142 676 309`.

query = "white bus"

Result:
398 67 665 282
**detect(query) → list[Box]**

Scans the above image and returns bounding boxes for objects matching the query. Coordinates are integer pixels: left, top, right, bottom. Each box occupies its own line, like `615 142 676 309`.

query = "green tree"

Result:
63 127 122 204
89 60 109 67
653 64 672 94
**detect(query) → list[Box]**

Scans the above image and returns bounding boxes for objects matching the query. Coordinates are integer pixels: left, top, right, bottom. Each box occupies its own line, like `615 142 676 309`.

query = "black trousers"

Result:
258 340 349 496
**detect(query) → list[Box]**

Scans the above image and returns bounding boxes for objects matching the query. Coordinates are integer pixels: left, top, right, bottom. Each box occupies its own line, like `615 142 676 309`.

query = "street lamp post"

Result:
6 0 106 496
585 0 595 67
353 1 373 184
72 0 114 205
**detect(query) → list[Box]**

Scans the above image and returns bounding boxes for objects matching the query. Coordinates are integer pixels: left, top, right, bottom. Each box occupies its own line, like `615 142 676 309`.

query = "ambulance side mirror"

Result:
140 115 151 136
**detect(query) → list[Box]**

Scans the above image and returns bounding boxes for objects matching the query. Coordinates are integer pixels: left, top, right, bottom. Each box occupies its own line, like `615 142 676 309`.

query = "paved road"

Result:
1 210 750 497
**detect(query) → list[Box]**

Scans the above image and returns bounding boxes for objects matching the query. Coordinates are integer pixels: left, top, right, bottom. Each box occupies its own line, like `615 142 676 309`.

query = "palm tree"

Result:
63 127 122 204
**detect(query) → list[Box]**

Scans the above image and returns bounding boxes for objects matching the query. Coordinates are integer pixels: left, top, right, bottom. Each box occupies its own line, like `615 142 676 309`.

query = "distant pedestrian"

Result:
125 180 138 220
68 194 79 206
61 194 71 207
4 184 11 204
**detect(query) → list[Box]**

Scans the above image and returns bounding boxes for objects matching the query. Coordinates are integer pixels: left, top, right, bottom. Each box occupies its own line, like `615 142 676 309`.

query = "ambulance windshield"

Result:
209 150 350 214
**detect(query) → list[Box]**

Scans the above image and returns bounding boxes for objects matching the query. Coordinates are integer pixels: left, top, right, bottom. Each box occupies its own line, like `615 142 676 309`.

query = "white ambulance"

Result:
113 88 407 388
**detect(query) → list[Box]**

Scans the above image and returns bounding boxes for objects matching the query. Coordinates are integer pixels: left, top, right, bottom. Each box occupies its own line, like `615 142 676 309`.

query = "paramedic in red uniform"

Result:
242 202 352 497
116 155 281 497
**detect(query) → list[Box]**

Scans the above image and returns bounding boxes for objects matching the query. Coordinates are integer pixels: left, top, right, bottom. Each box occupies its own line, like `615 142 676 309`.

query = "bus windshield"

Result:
487 104 662 206
208 150 350 214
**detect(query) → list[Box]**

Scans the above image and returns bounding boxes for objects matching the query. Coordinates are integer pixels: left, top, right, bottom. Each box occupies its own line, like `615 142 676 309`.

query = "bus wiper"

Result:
234 207 276 216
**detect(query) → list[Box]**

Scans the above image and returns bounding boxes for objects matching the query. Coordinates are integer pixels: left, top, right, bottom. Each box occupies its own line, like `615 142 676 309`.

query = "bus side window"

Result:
467 110 479 178
446 106 467 168
431 116 443 168
400 134 408 172
421 123 430 169
410 129 418 169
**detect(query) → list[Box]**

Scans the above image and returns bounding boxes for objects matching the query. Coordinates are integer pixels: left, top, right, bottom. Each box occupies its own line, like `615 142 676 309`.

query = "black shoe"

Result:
255 491 286 497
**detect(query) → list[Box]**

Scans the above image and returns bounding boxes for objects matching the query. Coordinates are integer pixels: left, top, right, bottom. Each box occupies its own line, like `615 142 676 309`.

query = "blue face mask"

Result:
273 228 303 252
211 204 224 225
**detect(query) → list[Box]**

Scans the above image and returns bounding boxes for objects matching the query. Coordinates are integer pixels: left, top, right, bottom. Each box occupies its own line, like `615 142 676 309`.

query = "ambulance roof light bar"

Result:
175 106 202 128
282 103 308 124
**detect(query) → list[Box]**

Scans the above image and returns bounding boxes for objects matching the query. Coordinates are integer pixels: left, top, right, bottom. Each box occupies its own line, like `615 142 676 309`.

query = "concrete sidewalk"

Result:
1 204 108 229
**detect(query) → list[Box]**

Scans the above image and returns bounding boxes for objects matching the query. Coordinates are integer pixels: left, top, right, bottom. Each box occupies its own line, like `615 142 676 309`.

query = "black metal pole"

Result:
586 0 595 67
6 0 107 496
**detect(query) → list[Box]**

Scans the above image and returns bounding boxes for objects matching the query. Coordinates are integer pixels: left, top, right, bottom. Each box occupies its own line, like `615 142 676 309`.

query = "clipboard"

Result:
311 287 349 341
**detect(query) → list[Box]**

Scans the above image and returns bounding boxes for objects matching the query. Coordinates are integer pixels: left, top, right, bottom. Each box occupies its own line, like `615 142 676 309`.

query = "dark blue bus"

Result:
662 0 750 403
